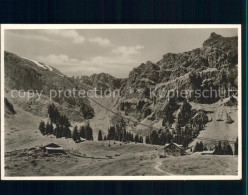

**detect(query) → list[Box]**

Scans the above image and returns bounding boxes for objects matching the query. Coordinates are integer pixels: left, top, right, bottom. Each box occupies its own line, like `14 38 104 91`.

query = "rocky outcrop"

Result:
127 61 160 86
75 72 124 92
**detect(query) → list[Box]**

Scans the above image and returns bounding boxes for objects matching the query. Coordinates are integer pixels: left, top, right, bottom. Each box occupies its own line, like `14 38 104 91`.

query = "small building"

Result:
42 143 65 154
164 142 185 156
201 150 214 155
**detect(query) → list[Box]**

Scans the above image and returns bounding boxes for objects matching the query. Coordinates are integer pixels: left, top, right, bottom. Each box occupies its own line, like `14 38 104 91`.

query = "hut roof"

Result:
45 147 64 151
43 143 61 148
164 142 184 150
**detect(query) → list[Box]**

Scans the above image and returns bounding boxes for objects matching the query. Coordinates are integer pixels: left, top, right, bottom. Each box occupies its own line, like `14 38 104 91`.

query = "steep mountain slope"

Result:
4 51 94 121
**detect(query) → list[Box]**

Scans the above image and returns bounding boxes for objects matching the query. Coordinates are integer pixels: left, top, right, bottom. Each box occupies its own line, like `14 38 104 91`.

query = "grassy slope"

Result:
87 97 119 139
160 154 238 175
189 100 238 149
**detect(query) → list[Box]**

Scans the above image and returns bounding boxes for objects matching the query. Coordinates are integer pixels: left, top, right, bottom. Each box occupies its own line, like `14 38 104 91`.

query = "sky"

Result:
5 28 237 78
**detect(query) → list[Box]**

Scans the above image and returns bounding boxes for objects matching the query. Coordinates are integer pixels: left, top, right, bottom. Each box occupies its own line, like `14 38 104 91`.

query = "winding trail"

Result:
154 159 173 175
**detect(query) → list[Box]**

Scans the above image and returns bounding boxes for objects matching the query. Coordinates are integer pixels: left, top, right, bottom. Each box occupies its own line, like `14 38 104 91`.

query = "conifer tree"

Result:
199 141 204 151
145 136 150 144
226 143 233 155
214 141 223 155
54 124 60 138
98 130 103 141
122 130 127 142
150 130 159 145
178 100 192 126
65 117 71 129
194 142 199 152
4 98 16 114
182 139 188 149
79 126 86 138
57 125 62 138
135 134 139 143
49 123 54 135
85 123 93 140
38 121 46 135
72 125 80 142
54 124 61 138
64 127 71 138
234 137 238 155
61 125 65 137
45 122 51 135
222 142 233 155
107 126 116 140
48 104 54 122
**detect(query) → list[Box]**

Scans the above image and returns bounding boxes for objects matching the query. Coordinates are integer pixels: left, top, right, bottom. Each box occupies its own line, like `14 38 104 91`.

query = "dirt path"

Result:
154 158 173 175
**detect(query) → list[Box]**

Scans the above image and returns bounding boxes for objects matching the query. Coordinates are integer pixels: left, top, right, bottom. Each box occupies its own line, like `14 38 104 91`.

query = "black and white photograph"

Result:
1 25 242 180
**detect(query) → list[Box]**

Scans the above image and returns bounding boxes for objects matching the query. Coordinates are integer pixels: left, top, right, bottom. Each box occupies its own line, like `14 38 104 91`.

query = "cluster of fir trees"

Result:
80 102 94 119
48 104 71 127
104 126 143 143
174 124 194 148
161 100 208 148
177 100 193 127
162 98 180 127
79 123 93 140
175 100 206 133
214 141 234 155
38 120 71 138
145 130 172 146
194 137 238 155
145 128 192 149
104 116 144 143
161 100 193 147
38 104 71 138
66 122 94 142
193 141 207 152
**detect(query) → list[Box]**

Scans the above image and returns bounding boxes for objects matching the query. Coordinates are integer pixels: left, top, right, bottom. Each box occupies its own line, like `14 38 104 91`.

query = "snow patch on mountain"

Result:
22 57 53 71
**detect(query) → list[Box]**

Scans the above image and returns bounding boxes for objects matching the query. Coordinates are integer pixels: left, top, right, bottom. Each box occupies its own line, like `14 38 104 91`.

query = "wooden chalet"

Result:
164 142 185 156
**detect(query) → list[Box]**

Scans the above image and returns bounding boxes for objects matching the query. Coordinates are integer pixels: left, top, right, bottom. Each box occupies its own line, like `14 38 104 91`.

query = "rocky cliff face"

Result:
118 33 238 124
